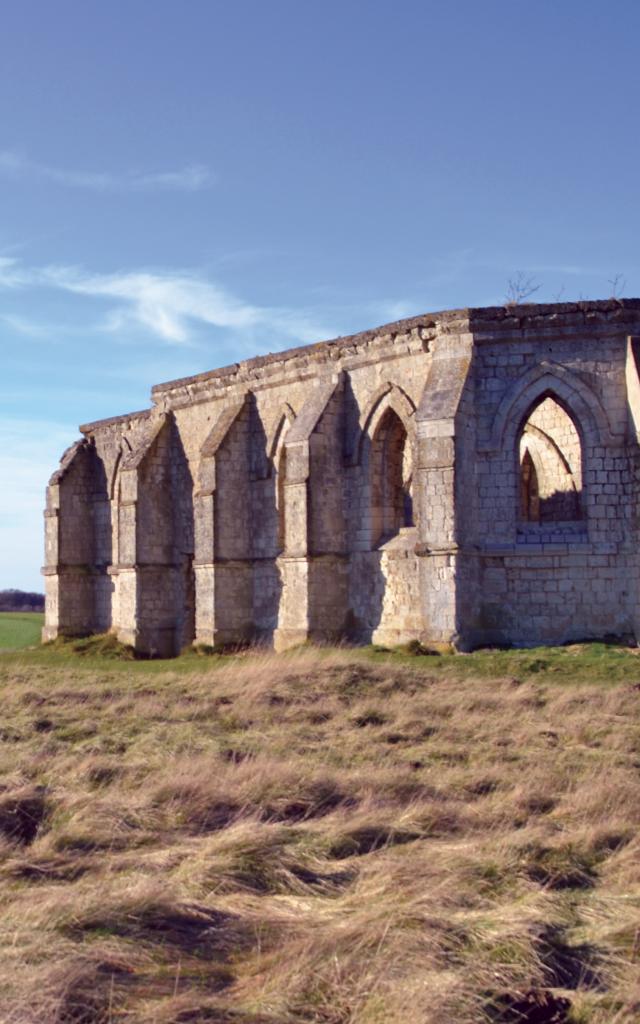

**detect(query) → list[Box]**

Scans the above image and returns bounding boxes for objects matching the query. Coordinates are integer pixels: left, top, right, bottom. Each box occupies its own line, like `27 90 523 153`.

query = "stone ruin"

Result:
42 299 640 655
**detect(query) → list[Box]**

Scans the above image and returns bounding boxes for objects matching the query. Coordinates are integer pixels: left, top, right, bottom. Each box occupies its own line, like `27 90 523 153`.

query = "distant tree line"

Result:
0 590 45 612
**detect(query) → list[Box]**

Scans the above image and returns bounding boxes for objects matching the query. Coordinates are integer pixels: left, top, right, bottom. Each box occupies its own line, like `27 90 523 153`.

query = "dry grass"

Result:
0 645 639 1023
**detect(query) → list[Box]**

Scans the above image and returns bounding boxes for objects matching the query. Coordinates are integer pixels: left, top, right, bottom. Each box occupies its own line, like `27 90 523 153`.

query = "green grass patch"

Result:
0 612 43 650
362 639 640 687
0 633 639 684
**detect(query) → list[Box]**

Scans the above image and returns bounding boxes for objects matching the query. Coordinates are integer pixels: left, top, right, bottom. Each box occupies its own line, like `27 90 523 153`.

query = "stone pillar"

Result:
42 440 107 642
415 333 474 648
274 439 312 650
193 489 215 646
112 414 180 657
194 399 253 648
274 375 348 651
112 459 140 650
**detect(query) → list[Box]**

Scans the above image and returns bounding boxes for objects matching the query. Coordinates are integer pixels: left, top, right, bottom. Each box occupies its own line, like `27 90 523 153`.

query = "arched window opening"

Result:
276 445 286 553
268 412 292 556
371 408 413 543
518 395 583 523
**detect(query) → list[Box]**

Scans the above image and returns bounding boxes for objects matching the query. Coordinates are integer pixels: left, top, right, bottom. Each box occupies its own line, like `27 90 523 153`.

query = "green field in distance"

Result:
0 612 43 649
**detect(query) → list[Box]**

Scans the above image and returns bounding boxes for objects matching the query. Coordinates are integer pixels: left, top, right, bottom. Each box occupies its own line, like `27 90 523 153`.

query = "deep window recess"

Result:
517 395 582 523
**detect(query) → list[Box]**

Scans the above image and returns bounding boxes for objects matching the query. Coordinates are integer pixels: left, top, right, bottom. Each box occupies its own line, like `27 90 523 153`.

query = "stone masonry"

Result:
43 300 640 655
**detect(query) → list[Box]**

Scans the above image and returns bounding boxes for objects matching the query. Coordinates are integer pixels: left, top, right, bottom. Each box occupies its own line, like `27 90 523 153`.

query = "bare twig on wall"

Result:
505 272 541 306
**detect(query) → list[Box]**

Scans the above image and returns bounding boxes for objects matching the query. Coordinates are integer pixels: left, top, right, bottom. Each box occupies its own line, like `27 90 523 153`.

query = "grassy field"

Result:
0 641 638 1023
0 611 43 649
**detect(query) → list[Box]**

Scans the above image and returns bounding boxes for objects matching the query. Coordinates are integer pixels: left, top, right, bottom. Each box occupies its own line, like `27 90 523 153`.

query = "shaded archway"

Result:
517 394 583 523
370 407 414 545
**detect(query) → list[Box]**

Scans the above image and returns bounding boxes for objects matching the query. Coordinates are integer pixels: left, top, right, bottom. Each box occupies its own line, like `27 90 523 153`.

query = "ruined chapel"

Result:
43 300 640 655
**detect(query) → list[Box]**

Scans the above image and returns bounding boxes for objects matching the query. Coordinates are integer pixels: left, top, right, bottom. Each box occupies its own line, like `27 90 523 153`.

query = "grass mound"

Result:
47 632 136 659
0 645 638 1021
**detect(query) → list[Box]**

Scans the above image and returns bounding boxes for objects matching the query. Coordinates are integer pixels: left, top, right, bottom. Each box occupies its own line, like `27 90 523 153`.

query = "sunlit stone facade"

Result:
43 300 640 655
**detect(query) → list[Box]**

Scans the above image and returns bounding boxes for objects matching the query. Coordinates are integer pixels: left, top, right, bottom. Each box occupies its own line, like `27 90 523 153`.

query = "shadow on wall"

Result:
250 396 283 645
172 421 195 652
133 417 196 656
92 447 113 633
347 552 387 645
519 450 582 522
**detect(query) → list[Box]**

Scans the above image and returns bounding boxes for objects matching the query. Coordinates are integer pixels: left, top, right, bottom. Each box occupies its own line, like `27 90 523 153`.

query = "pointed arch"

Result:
275 443 287 553
355 382 416 467
522 422 575 477
262 404 296 553
266 402 296 474
109 448 123 501
517 394 583 523
487 361 615 453
369 405 415 544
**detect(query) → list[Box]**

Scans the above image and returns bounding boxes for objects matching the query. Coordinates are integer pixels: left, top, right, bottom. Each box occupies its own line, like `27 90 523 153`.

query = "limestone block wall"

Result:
460 305 640 647
349 530 422 647
43 300 640 654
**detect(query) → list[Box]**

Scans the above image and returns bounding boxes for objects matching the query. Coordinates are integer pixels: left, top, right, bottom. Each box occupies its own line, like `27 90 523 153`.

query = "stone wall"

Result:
43 300 640 653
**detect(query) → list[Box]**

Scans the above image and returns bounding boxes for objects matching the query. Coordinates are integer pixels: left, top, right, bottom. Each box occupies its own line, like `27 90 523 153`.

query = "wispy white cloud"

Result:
0 313 50 338
0 256 30 288
0 150 213 192
0 257 333 346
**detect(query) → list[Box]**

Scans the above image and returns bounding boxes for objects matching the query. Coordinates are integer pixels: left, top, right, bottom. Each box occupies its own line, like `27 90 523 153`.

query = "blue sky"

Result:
2 0 640 590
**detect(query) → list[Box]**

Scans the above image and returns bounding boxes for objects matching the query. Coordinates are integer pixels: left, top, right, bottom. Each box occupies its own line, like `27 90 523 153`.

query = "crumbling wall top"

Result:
151 299 640 399
79 408 152 436
78 299 640 435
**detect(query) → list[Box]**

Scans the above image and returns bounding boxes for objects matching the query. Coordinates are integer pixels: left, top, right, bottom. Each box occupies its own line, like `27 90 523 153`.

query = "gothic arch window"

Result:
268 409 294 555
371 407 414 543
517 394 583 523
276 444 287 553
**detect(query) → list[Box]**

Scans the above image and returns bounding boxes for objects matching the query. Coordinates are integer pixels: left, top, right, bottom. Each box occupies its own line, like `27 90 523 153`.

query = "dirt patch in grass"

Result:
66 901 250 960
327 824 421 858
485 988 572 1023
0 785 48 844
